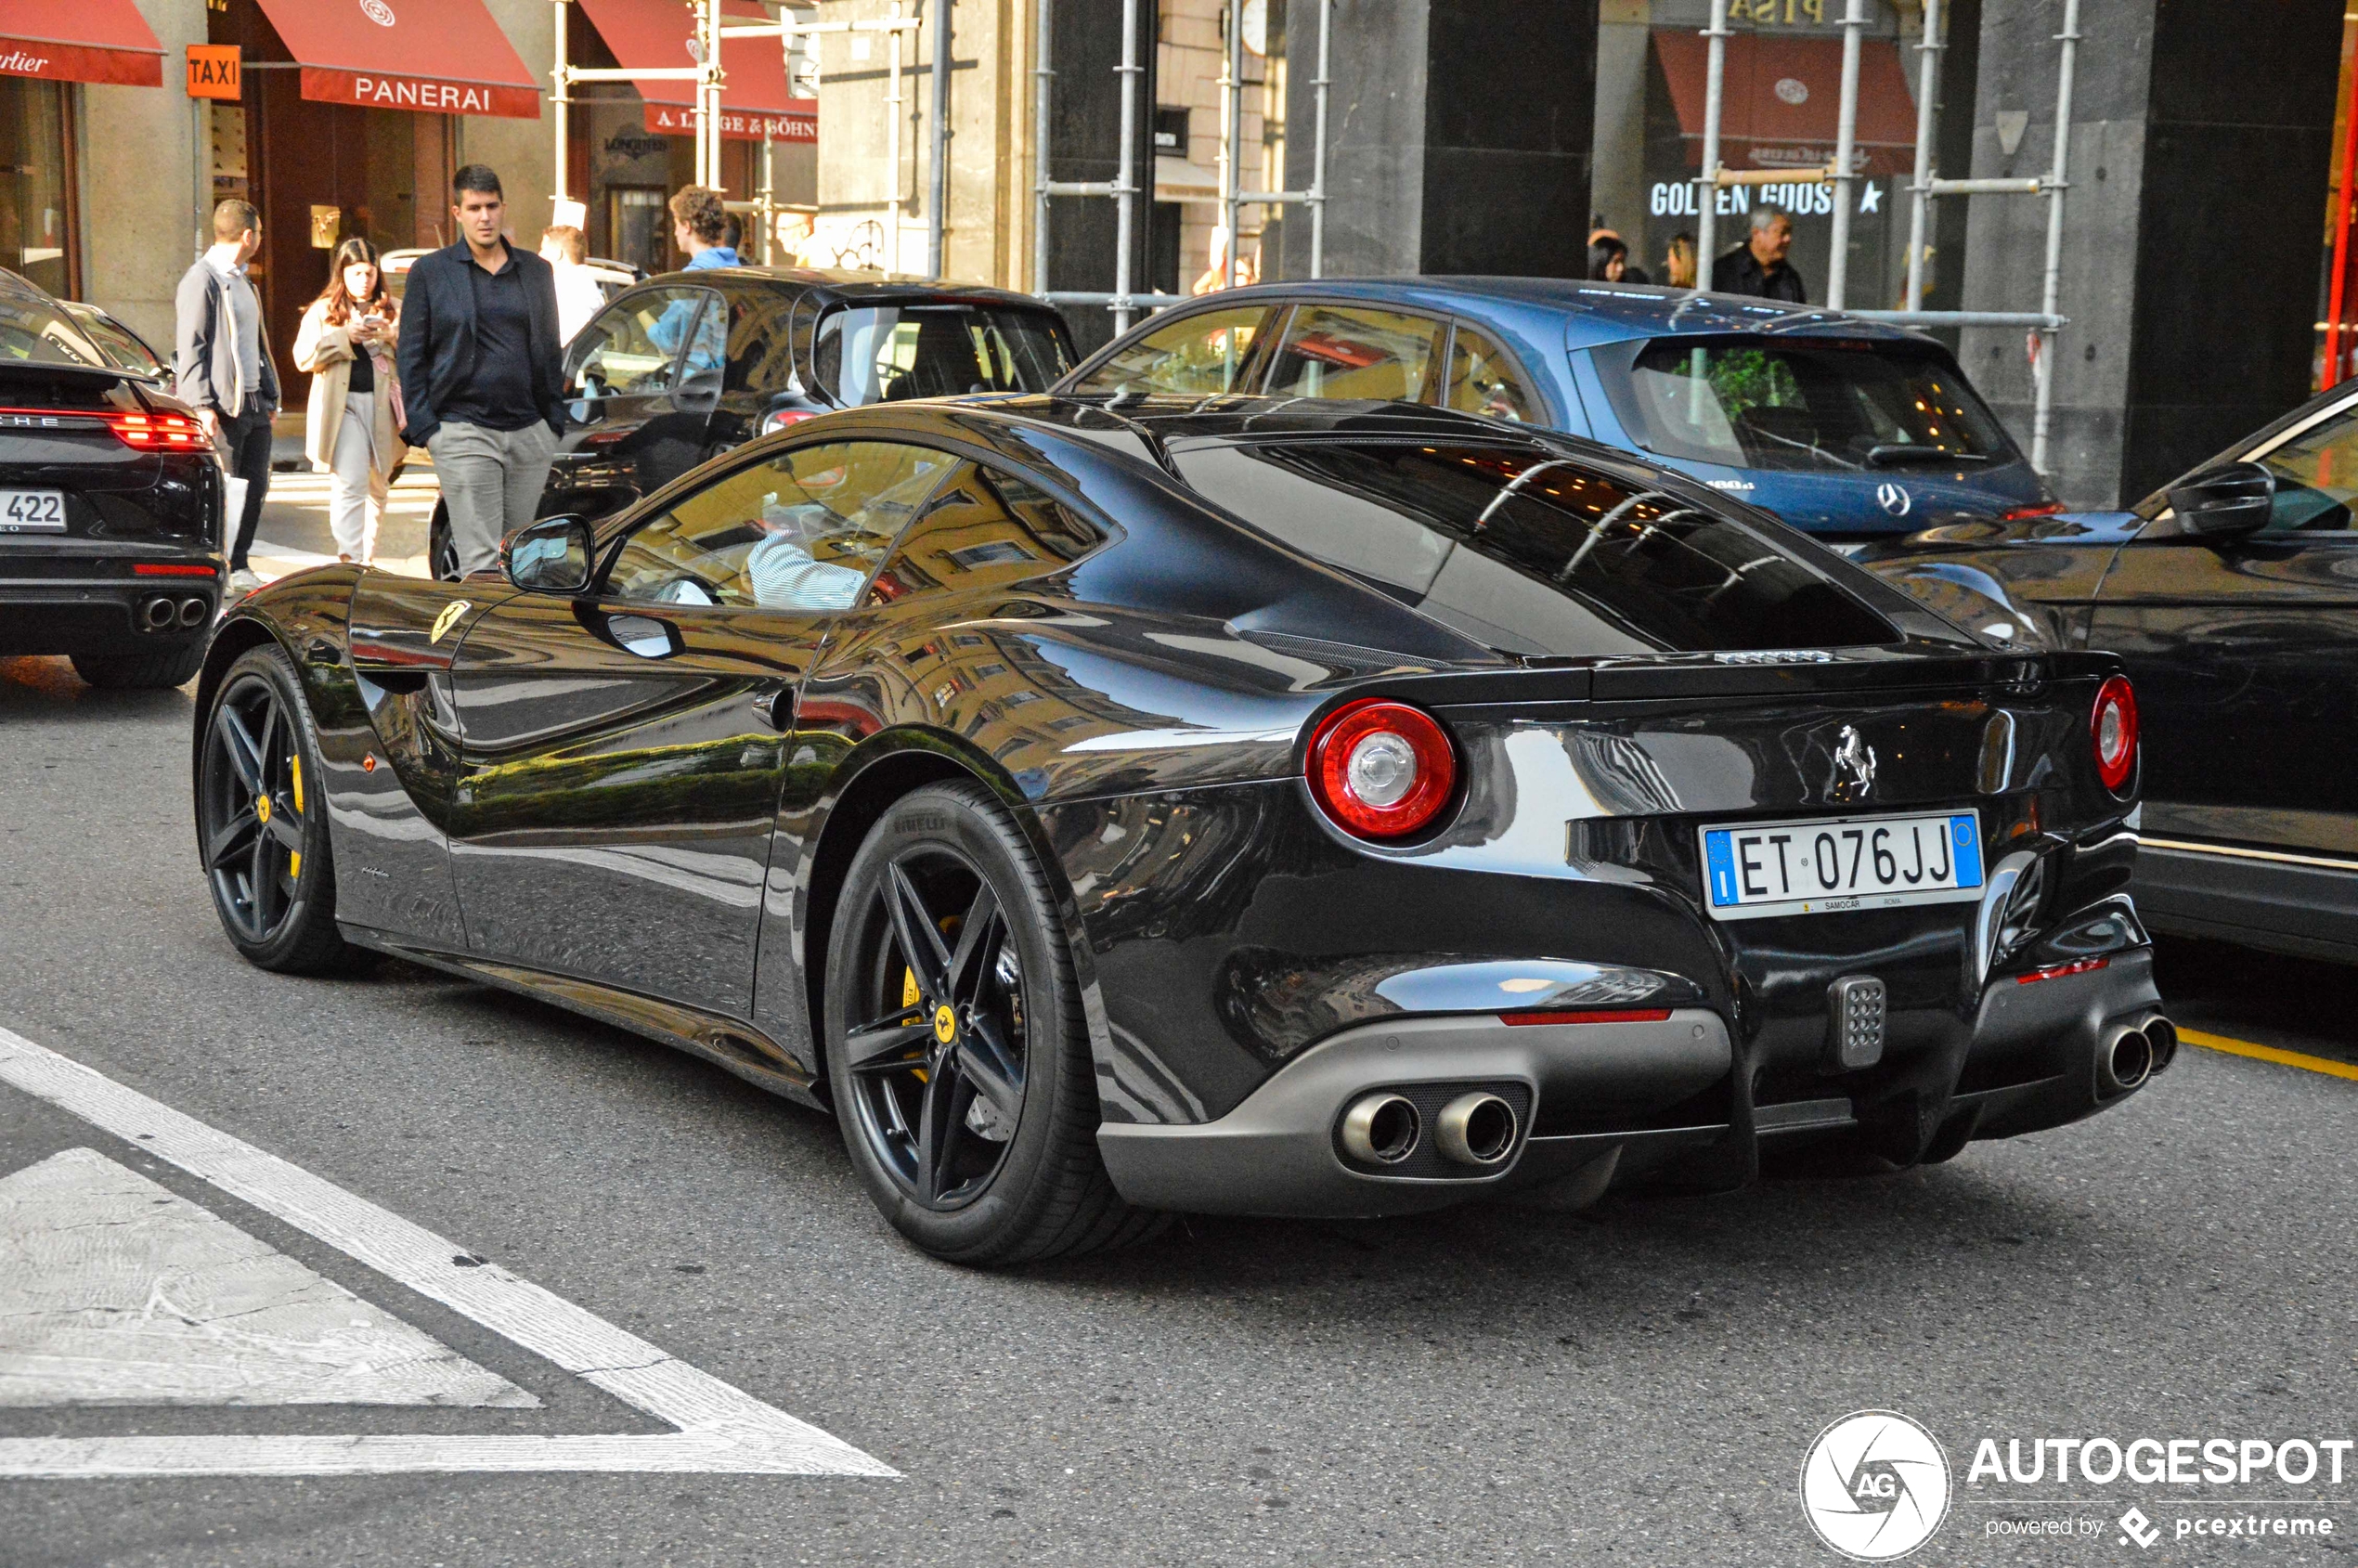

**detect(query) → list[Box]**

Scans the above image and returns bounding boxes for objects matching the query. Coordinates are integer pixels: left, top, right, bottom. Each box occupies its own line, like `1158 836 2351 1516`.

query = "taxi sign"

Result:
187 46 240 102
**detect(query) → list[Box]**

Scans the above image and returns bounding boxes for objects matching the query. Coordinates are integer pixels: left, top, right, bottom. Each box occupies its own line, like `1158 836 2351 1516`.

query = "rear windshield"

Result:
814 304 1072 405
1168 439 1896 656
0 294 105 369
1603 339 2017 474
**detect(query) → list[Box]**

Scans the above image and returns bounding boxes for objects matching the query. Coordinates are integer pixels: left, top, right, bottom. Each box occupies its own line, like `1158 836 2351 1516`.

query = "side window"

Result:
603 441 955 611
1261 305 1447 404
1444 324 1538 424
863 463 1106 603
2252 409 2358 533
567 287 708 400
1067 305 1270 396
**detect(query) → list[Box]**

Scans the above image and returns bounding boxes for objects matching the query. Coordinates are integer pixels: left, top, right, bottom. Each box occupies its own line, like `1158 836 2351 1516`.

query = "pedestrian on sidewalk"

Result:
671 187 738 269
294 238 403 567
395 164 565 578
538 224 603 344
1710 209 1807 303
174 199 280 595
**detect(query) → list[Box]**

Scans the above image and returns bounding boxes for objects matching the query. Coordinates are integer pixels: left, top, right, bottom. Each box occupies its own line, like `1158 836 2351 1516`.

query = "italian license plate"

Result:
0 489 66 532
1699 811 1985 921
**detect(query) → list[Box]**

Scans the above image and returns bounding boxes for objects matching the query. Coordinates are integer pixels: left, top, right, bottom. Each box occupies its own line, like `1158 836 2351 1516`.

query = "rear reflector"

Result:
1500 1008 1672 1027
133 563 221 577
2015 955 2110 985
2001 501 2066 521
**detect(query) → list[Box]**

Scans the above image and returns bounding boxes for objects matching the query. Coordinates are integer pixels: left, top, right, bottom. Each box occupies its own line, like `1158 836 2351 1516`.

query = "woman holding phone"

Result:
293 237 404 565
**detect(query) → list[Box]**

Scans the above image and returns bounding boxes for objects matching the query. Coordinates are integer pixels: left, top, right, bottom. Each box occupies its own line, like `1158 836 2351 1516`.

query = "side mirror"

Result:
501 515 594 594
2166 460 2274 539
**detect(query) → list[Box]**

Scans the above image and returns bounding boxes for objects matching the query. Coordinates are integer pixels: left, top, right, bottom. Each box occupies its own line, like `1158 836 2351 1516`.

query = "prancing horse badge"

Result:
430 600 473 644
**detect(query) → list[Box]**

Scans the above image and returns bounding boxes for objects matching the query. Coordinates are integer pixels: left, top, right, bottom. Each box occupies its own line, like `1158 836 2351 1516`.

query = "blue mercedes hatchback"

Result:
1054 278 2057 542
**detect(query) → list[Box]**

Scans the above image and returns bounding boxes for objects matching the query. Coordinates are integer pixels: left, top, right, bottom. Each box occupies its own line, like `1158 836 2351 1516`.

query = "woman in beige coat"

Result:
293 238 403 564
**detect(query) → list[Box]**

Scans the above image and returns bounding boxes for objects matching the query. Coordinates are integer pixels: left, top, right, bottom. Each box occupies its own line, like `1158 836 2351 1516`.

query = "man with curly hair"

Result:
668 186 739 270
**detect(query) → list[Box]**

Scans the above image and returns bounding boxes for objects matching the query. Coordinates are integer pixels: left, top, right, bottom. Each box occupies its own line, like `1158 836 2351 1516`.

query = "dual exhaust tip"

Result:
2099 1012 2177 1095
1340 1090 1519 1169
141 595 211 631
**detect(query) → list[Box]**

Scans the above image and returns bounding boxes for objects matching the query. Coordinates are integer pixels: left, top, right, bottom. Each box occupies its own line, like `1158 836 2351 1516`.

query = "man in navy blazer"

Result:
395 164 566 577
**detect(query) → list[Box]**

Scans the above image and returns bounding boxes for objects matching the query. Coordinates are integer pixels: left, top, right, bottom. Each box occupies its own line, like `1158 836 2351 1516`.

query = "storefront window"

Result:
1591 0 1924 308
0 78 77 297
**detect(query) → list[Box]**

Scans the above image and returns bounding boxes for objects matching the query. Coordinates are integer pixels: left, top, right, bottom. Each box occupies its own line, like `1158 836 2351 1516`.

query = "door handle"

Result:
608 614 678 658
752 683 795 730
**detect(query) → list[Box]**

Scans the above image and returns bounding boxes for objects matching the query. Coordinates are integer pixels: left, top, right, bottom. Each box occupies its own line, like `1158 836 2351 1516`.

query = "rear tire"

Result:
823 782 1164 1265
429 500 460 582
194 643 357 974
71 644 207 689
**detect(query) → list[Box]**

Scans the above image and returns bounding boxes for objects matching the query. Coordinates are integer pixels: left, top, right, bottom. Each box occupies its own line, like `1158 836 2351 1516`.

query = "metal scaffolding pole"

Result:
551 0 570 203
1308 0 1330 276
1111 0 1141 330
1824 0 1868 308
2029 0 2079 474
928 0 951 276
1900 0 1941 312
1692 0 1730 286
1031 0 1053 295
1220 0 1241 288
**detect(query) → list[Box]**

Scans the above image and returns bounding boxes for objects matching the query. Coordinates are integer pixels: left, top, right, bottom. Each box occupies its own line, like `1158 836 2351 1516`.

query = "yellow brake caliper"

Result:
903 966 926 1081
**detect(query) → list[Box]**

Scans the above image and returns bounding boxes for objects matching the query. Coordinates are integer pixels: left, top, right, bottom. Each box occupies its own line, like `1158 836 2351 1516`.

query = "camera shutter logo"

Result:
1798 1410 1950 1561
1876 482 1912 517
359 0 397 25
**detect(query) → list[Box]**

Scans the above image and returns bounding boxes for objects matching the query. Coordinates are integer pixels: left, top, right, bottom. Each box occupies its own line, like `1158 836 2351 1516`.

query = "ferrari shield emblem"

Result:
430 600 473 644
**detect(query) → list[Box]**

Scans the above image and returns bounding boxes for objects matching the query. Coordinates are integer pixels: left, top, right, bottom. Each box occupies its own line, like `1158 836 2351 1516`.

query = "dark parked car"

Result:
197 396 2166 1264
1861 380 2358 964
0 270 222 688
1057 279 2055 543
426 267 1077 579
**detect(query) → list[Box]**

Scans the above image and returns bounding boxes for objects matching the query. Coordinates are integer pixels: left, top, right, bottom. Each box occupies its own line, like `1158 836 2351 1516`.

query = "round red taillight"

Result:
1305 699 1458 840
2092 675 2138 793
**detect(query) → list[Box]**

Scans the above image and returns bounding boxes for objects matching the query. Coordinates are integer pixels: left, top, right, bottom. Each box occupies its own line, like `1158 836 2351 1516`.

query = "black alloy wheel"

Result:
824 783 1161 1263
844 842 1029 1210
195 644 354 973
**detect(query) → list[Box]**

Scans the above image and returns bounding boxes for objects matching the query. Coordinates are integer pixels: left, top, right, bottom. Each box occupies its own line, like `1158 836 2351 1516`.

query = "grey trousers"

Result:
428 420 561 577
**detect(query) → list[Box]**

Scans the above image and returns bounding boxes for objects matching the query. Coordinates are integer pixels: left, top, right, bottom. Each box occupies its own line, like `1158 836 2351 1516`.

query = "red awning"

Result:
252 0 540 120
1652 29 1918 176
0 0 164 88
577 0 816 143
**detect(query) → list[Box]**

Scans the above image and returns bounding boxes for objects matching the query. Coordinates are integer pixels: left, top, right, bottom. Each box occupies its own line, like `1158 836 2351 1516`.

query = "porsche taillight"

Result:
106 410 213 452
1305 699 1458 840
2092 676 2138 793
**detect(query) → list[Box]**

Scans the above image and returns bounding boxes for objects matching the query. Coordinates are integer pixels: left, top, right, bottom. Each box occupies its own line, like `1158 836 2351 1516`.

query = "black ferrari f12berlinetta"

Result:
193 395 2171 1263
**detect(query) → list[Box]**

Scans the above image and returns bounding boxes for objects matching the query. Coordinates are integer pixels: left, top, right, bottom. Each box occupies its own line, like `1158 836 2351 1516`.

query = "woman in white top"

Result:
292 239 403 565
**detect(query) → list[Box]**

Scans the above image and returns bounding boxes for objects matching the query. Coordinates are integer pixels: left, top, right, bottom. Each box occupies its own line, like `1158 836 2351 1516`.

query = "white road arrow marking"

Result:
0 1025 897 1480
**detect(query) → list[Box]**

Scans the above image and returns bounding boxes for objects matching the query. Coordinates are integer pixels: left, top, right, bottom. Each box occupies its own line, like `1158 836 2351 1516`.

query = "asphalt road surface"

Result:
3 655 2354 1568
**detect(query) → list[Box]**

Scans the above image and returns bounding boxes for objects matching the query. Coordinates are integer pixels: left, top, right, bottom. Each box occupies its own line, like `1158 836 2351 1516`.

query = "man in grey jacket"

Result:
175 200 281 593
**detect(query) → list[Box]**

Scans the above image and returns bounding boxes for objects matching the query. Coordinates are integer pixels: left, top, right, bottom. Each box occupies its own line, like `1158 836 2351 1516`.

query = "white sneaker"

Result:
227 568 264 597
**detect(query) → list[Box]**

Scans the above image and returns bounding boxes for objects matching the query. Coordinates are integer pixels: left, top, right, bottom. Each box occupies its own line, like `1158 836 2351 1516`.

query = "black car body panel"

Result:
1859 379 2358 962
0 278 224 661
211 395 2165 1217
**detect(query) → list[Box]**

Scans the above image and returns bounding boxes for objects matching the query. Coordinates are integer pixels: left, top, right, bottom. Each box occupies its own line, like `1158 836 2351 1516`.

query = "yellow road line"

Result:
2179 1027 2358 1082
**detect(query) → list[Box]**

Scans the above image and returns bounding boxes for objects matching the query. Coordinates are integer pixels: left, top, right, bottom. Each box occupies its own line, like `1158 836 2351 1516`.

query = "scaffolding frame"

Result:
1690 0 2080 474
551 0 934 276
1034 0 1333 330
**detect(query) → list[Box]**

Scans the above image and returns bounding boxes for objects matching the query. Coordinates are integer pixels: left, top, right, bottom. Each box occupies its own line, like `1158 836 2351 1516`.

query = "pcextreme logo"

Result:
1800 1410 1952 1561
